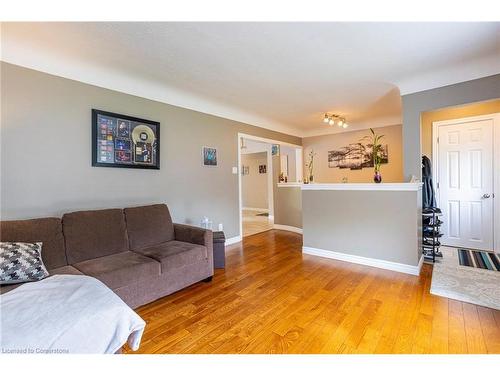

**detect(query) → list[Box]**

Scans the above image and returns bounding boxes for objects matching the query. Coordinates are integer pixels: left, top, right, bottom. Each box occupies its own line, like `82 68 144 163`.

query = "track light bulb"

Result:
323 114 329 123
329 118 334 126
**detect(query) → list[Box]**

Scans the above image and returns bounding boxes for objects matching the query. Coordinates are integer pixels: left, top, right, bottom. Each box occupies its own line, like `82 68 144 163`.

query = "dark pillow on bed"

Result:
0 242 49 284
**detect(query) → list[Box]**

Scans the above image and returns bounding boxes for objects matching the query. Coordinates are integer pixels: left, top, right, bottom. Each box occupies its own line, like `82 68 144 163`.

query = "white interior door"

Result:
437 118 494 250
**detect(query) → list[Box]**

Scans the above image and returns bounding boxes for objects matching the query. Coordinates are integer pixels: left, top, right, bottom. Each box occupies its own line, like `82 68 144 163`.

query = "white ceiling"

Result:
2 22 499 137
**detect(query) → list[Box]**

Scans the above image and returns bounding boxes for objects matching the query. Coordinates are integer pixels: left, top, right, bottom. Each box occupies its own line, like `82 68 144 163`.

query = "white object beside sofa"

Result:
0 275 145 354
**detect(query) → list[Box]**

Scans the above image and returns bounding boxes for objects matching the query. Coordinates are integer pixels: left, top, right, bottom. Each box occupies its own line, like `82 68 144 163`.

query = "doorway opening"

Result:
420 100 500 253
237 133 302 238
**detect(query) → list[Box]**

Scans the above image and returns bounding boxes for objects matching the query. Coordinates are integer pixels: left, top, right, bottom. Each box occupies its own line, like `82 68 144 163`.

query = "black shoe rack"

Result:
422 208 443 263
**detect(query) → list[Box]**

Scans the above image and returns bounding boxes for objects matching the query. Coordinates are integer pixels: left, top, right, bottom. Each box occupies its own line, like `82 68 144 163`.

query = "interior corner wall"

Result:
241 152 268 210
279 145 297 182
0 62 301 238
402 74 500 180
302 124 404 183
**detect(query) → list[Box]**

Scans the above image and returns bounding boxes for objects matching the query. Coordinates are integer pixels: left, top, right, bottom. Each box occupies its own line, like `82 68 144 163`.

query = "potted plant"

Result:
361 128 385 183
305 149 316 183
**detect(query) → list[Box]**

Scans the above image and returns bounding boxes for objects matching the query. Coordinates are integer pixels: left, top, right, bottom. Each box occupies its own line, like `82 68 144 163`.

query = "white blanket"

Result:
0 275 145 354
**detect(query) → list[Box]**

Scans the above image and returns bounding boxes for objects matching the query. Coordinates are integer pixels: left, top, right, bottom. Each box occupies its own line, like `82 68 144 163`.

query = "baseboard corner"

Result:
273 224 303 234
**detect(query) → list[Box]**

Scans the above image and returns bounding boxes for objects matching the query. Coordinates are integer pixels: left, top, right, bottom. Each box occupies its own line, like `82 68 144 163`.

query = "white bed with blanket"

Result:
0 275 145 354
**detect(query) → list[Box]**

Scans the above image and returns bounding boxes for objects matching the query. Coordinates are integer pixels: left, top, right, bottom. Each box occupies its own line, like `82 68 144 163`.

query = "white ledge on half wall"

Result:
277 182 303 188
301 182 423 191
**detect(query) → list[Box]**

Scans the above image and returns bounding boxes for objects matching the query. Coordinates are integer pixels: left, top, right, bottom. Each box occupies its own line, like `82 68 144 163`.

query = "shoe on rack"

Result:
423 207 442 213
423 218 443 226
423 239 441 247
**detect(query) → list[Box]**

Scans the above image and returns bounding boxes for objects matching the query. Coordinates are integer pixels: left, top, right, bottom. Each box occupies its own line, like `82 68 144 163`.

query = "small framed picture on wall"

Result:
272 144 280 156
259 165 267 174
202 146 218 167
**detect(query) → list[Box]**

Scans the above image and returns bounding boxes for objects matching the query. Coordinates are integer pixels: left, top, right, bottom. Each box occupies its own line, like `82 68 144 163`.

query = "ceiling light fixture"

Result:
323 113 348 129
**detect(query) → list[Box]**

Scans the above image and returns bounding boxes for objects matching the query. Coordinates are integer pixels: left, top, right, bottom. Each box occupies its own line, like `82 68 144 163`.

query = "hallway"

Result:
242 209 273 237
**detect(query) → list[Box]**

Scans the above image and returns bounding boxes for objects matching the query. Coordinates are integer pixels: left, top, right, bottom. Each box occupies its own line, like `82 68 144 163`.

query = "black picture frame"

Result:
92 109 160 170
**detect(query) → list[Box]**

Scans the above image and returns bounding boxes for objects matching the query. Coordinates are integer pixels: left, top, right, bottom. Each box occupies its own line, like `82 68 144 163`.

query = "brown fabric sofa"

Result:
0 204 214 308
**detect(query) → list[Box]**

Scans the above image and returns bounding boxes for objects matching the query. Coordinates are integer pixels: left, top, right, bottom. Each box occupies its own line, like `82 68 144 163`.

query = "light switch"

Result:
232 167 238 174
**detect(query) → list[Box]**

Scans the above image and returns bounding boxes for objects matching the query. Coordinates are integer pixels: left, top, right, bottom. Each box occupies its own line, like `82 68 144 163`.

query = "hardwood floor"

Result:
242 209 273 237
125 230 500 354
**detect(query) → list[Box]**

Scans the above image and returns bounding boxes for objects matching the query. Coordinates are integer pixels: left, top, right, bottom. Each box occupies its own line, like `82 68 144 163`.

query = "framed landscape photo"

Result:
202 146 218 167
92 109 160 169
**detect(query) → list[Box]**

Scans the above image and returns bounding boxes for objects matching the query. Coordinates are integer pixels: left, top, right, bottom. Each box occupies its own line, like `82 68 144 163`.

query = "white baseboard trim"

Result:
225 235 242 246
302 246 422 276
417 254 424 272
242 207 269 212
273 224 303 234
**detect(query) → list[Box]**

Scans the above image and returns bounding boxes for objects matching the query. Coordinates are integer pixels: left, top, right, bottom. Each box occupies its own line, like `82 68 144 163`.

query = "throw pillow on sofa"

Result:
0 242 49 284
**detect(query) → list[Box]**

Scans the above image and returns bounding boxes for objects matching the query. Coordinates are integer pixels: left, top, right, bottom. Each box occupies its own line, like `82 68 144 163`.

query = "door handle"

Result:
482 193 491 199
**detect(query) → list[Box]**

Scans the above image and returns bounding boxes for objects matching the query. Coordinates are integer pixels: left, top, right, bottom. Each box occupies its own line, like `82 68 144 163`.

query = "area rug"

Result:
457 248 500 271
430 247 500 310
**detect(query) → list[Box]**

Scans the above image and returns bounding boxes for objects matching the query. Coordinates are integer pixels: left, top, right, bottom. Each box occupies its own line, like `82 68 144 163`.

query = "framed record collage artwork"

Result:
92 109 160 169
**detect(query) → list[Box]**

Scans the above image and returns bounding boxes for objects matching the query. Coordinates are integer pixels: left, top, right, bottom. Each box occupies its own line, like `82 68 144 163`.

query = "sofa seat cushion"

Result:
49 265 84 276
73 251 160 290
134 240 208 273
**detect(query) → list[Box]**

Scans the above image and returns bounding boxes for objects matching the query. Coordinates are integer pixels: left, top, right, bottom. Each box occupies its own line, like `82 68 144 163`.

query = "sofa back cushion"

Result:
124 204 175 250
0 218 67 270
63 209 129 264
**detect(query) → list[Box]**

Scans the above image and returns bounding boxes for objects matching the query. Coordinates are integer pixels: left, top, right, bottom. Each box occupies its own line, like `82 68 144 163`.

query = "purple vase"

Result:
373 171 382 183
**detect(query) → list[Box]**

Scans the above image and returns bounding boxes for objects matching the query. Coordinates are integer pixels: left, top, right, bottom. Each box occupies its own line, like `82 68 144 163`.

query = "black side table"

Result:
213 231 226 269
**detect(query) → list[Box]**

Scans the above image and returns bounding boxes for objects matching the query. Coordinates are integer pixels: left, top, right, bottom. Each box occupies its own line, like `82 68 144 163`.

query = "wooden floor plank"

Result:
124 230 498 354
448 300 468 353
477 306 500 354
462 303 488 354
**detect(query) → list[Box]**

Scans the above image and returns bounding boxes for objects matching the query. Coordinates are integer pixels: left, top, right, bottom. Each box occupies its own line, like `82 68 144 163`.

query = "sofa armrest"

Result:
174 223 212 246
174 223 214 275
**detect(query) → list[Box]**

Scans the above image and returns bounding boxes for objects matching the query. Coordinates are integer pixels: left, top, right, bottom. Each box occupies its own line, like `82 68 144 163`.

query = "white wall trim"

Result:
417 254 424 272
242 207 269 212
277 183 302 188
300 182 422 191
302 246 422 276
432 112 500 252
225 235 242 246
273 224 303 234
237 133 303 150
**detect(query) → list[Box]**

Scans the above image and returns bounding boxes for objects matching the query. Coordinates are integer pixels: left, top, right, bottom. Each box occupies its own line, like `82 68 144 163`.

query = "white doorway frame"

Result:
237 133 303 241
432 113 500 252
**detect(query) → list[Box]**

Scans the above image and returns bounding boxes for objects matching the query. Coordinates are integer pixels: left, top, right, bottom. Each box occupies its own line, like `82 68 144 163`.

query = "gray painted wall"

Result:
273 187 302 229
402 74 500 180
0 63 301 238
302 189 421 266
241 152 268 210
271 156 302 229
